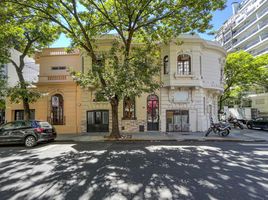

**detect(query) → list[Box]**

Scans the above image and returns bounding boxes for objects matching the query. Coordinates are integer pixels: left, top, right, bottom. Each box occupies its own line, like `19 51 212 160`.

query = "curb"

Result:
55 138 267 143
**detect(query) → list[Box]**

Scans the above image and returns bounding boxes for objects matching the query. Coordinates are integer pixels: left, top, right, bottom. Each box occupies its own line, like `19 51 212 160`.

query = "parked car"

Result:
247 117 268 130
0 120 57 147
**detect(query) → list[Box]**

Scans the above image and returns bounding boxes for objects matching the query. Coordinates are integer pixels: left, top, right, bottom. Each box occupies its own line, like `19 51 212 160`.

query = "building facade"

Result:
5 35 226 134
215 0 268 56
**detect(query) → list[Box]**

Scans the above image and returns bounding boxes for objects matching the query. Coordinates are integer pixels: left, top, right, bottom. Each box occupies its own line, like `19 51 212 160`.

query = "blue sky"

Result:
51 0 238 47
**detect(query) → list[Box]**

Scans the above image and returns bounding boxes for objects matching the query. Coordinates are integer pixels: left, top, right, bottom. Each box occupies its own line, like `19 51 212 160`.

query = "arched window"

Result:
123 97 135 120
51 94 64 125
177 54 191 75
163 56 169 74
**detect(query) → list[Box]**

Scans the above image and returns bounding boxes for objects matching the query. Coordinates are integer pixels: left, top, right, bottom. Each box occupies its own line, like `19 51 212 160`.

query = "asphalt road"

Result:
0 141 268 200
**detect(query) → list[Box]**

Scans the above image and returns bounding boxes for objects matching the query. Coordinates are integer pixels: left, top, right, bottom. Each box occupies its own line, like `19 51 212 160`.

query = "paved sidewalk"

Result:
56 128 268 142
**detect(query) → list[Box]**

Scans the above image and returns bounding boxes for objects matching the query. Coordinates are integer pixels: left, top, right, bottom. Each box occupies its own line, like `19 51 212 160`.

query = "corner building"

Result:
5 35 226 134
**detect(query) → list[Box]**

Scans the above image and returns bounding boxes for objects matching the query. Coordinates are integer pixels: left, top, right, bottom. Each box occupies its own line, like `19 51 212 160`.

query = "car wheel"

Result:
25 136 37 147
247 123 253 129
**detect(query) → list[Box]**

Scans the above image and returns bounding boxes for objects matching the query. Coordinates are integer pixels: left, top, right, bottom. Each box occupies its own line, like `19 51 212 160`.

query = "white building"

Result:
6 49 39 87
248 93 268 116
215 0 268 56
160 35 226 132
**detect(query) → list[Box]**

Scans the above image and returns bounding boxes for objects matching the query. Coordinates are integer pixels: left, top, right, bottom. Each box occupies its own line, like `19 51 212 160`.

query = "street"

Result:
0 141 268 200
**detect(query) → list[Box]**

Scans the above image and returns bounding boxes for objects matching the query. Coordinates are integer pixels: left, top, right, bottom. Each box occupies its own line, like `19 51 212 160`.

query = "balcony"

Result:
253 47 268 56
233 17 257 37
257 5 268 18
261 32 268 40
38 75 75 83
244 38 260 50
259 19 268 29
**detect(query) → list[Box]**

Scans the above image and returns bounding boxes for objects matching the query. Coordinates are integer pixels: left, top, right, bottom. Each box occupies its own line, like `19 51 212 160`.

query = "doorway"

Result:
166 110 189 132
87 110 109 132
147 94 159 131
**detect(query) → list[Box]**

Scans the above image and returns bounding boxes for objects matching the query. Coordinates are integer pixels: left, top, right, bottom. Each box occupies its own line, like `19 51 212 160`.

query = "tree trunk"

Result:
15 66 31 121
109 96 121 138
218 95 223 114
23 97 30 120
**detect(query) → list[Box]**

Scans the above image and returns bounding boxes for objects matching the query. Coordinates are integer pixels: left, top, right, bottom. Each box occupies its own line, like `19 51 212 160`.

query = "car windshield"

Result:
38 121 52 128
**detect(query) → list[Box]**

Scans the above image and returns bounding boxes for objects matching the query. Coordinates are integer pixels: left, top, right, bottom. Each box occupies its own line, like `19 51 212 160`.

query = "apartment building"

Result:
215 0 268 56
5 35 226 134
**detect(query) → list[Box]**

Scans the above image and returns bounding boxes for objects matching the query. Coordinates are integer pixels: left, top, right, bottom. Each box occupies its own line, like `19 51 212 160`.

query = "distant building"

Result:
215 0 268 56
248 93 268 116
6 49 39 87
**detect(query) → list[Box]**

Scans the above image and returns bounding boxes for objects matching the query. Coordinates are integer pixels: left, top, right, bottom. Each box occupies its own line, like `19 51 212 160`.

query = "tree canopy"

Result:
0 3 60 120
2 0 226 136
219 51 268 111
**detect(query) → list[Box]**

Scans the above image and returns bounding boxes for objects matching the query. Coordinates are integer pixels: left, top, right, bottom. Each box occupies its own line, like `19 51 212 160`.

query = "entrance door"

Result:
87 110 109 132
147 94 159 131
166 110 189 132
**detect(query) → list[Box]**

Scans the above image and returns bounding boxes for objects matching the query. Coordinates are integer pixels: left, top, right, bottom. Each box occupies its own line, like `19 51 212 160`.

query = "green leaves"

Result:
7 83 41 104
0 64 7 109
220 51 268 108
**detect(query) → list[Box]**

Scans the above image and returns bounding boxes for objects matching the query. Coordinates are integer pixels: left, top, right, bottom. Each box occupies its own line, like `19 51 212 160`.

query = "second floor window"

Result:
163 56 169 74
177 54 191 75
123 97 135 120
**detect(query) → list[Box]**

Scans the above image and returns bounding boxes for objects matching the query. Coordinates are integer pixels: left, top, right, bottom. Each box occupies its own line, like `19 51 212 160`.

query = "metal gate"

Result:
166 110 189 132
87 110 109 132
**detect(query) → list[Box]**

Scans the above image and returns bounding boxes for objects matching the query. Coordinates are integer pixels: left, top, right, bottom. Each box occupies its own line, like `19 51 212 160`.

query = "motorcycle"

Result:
205 118 231 137
228 116 244 129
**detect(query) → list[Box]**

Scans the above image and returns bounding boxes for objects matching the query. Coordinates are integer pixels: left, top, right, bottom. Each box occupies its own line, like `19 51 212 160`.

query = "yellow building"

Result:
5 35 226 134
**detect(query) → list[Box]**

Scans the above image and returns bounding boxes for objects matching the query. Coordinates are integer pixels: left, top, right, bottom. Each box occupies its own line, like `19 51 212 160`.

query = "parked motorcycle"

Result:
205 118 231 137
228 116 244 129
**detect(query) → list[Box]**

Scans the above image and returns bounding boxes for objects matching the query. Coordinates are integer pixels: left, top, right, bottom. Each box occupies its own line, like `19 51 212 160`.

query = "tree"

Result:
219 51 268 112
0 4 59 120
0 64 7 110
5 0 225 137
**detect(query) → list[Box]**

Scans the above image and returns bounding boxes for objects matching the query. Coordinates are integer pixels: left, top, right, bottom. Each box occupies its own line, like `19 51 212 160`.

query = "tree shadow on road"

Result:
0 142 268 200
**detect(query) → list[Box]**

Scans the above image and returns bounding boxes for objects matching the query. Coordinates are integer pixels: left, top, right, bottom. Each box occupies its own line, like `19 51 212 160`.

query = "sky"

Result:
51 0 239 48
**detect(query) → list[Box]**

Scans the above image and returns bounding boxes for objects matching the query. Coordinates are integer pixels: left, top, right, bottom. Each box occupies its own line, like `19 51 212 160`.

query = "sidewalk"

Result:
56 129 268 142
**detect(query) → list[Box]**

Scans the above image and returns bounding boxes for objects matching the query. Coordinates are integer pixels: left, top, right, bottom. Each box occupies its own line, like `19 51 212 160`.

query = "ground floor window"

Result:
166 110 189 132
14 110 35 121
87 110 109 132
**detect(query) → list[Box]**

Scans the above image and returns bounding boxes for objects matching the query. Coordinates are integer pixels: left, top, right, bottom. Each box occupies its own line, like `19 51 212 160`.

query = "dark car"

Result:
247 117 268 130
0 120 57 147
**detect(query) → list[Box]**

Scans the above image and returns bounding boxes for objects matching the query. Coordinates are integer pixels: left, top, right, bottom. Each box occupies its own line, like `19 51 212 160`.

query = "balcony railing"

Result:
233 17 257 37
233 27 258 45
175 71 193 76
47 116 66 125
261 33 268 40
244 38 260 50
259 19 268 29
253 47 268 56
258 6 268 18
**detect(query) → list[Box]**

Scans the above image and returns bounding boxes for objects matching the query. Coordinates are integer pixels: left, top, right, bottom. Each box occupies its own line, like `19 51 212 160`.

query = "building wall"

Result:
160 35 225 132
5 35 225 134
250 93 268 114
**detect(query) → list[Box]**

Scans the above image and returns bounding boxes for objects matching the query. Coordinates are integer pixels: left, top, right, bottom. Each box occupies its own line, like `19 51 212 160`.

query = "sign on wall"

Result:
52 96 59 107
174 91 189 102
